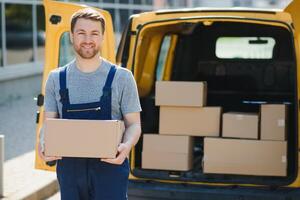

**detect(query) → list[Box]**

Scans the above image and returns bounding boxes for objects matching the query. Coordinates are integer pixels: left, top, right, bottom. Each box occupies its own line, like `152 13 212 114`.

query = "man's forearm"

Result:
122 122 141 149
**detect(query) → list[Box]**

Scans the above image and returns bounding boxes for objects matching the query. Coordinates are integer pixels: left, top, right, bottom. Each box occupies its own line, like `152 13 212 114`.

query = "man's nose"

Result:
83 35 93 42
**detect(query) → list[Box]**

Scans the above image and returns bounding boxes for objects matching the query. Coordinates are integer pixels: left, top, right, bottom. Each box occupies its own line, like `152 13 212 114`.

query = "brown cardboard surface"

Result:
155 81 207 107
222 112 258 139
143 134 193 154
203 138 287 176
159 106 221 136
142 134 193 171
261 104 287 141
142 152 192 171
44 119 124 158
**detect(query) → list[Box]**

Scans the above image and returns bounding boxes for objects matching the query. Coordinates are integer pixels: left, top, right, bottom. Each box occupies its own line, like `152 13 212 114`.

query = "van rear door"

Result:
35 0 115 170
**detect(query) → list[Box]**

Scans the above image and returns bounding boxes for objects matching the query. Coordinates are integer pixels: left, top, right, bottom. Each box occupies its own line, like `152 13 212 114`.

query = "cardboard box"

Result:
155 81 207 107
159 106 221 136
222 112 258 139
142 152 193 171
44 119 124 158
261 104 287 141
142 134 193 171
143 134 193 154
203 138 287 176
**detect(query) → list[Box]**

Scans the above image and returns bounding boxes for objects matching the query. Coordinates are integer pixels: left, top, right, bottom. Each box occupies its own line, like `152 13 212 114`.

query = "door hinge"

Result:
36 111 40 124
37 94 44 106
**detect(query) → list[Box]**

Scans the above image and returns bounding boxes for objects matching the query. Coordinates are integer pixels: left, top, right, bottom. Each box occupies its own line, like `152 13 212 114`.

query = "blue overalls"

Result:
56 65 129 200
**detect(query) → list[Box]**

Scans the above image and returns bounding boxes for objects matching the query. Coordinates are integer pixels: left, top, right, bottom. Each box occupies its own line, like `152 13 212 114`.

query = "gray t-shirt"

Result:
40 58 142 150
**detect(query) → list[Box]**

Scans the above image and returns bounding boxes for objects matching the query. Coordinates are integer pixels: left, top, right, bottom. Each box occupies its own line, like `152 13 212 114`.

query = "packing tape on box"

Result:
282 155 287 163
277 119 285 127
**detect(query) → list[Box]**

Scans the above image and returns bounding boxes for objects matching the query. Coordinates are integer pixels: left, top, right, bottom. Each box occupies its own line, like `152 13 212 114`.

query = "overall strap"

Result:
59 67 70 105
103 65 117 91
99 65 117 120
59 67 67 90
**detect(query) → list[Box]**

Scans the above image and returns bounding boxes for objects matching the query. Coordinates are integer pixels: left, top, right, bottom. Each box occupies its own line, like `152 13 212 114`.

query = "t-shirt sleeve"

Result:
44 72 58 113
120 70 142 115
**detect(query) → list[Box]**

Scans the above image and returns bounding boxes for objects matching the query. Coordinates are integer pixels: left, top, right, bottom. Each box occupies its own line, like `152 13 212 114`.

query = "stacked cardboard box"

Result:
160 106 221 136
144 81 289 177
142 81 221 171
155 81 207 107
203 138 287 176
260 104 287 141
142 134 193 171
156 81 222 137
203 104 288 176
222 112 259 139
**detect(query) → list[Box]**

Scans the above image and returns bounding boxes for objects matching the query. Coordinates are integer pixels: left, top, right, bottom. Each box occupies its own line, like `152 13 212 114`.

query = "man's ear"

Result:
69 32 74 44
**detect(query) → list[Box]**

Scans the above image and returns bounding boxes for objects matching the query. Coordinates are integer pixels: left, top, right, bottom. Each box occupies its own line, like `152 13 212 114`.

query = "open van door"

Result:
285 0 300 55
35 0 115 170
285 0 300 187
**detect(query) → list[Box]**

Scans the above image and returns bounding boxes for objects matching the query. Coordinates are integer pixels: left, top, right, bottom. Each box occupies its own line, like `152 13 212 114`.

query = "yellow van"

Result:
36 0 300 198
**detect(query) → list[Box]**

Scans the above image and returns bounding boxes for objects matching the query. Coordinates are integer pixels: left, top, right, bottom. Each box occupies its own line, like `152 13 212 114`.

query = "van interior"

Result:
131 20 297 186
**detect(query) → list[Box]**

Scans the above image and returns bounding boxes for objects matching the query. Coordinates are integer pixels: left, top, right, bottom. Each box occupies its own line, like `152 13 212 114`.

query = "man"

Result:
38 8 142 200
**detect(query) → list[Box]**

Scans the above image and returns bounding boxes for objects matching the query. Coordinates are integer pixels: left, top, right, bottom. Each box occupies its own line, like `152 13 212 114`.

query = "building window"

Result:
133 0 142 4
6 4 33 65
119 0 130 4
0 5 2 67
36 5 45 62
103 0 115 3
119 9 129 32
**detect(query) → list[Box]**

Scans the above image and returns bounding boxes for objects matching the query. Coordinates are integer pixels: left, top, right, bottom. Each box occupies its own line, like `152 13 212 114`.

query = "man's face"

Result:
71 18 104 59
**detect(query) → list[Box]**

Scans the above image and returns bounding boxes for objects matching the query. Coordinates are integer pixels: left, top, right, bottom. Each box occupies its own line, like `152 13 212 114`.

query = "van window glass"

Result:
216 37 275 59
59 32 74 67
156 35 171 81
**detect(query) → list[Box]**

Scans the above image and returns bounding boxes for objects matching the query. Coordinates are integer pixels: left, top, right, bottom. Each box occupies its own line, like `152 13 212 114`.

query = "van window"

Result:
156 35 171 81
215 37 276 59
59 32 74 67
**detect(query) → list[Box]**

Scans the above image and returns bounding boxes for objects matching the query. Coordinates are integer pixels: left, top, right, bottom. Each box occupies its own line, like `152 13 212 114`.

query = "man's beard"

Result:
74 43 100 59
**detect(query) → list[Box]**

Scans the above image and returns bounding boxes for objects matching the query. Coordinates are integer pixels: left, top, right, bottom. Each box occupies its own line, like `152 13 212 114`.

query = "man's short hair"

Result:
71 8 106 34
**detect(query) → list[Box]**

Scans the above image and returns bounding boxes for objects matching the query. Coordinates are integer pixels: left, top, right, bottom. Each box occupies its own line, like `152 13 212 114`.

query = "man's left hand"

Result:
101 143 131 165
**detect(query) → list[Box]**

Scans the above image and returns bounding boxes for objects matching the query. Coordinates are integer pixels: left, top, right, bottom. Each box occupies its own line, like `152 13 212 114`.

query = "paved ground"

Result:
2 150 58 200
0 76 41 161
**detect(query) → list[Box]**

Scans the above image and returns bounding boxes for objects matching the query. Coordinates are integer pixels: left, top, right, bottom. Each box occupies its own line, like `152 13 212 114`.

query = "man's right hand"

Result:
38 142 62 162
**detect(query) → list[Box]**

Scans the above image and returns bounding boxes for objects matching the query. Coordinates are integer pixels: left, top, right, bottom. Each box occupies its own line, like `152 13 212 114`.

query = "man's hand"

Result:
38 142 62 162
38 111 61 162
101 143 131 165
101 112 141 165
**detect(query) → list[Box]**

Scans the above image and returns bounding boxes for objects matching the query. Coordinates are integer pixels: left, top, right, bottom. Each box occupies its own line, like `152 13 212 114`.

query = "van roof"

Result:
130 7 292 26
155 7 283 15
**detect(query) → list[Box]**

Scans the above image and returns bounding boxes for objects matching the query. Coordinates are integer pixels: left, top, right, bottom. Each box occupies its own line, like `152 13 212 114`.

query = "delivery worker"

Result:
38 8 142 200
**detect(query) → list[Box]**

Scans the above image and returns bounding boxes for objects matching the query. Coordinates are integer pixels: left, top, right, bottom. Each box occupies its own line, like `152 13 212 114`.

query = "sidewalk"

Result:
2 150 59 200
